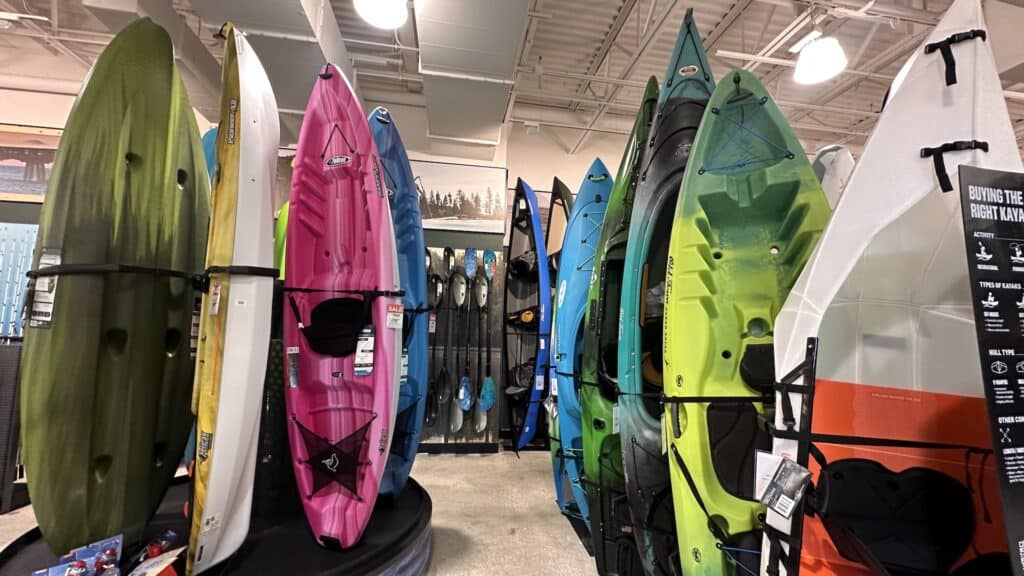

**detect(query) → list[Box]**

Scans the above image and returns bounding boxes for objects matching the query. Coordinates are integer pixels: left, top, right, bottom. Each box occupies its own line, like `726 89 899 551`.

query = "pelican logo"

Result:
679 65 699 77
227 99 238 144
326 155 351 167
198 432 212 462
321 452 340 472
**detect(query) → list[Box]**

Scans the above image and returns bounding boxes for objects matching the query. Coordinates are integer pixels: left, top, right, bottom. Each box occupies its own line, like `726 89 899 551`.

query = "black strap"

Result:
920 140 988 192
669 444 732 544
924 29 987 86
662 394 772 404
27 263 280 293
283 285 405 298
206 265 279 277
27 263 207 290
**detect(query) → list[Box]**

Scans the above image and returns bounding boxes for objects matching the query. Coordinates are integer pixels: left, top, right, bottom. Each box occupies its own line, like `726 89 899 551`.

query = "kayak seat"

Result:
814 459 974 575
294 296 372 357
708 402 771 501
509 251 537 278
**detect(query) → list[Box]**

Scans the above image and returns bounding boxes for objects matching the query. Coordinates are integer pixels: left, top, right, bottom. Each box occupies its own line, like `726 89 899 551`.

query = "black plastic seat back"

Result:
816 459 974 575
708 402 771 500
300 296 372 357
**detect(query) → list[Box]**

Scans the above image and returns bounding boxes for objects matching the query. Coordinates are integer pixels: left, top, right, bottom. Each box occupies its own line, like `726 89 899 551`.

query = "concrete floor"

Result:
0 452 596 575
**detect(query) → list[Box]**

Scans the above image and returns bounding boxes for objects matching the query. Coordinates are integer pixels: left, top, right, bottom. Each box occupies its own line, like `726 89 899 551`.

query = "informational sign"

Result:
959 165 1024 575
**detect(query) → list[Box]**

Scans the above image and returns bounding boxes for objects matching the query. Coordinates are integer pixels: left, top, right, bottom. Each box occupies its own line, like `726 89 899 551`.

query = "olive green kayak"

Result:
662 69 830 575
19 18 210 553
580 76 658 575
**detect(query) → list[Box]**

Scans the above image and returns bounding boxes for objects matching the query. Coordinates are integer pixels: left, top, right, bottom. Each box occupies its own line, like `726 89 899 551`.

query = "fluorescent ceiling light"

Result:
788 29 822 53
794 36 848 85
354 0 408 30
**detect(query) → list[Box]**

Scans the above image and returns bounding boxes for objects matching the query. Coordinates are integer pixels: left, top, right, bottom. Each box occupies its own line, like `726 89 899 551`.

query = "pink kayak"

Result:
284 63 402 548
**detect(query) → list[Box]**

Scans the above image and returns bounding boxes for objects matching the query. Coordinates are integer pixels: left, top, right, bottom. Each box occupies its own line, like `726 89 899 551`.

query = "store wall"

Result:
505 122 627 192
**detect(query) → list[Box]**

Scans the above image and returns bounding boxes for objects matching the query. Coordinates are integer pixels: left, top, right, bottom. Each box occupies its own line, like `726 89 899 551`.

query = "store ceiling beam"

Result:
504 1 546 123
510 117 631 135
705 0 755 52
569 0 682 155
568 0 639 112
5 28 112 46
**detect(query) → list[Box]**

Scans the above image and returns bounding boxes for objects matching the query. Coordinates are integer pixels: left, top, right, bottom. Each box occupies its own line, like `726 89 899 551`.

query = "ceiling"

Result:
1 0 1023 154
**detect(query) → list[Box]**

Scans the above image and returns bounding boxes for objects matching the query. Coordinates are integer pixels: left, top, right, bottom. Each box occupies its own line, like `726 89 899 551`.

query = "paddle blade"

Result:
480 376 496 411
458 375 472 411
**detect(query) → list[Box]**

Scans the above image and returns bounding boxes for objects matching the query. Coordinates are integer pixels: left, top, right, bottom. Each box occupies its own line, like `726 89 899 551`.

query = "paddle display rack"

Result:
420 245 502 454
0 343 26 515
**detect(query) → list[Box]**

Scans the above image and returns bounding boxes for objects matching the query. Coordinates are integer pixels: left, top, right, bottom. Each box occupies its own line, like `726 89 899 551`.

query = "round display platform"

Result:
0 478 432 575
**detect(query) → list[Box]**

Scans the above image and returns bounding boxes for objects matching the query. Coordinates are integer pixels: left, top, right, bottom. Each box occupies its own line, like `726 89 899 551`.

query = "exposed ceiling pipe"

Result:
569 0 682 155
520 67 649 88
346 37 419 52
0 73 80 95
754 0 940 25
510 117 631 135
4 28 111 46
718 49 895 80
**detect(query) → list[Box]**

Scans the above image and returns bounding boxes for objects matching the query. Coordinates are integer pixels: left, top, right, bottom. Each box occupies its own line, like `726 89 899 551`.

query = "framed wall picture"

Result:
0 125 60 203
411 160 507 235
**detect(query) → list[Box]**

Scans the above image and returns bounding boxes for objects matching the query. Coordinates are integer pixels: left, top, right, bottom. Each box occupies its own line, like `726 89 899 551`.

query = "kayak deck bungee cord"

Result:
551 160 613 554
661 69 831 576
580 76 659 576
617 8 715 575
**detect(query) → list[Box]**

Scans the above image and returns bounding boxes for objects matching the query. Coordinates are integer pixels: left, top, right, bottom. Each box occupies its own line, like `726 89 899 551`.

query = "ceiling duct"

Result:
187 0 356 145
415 0 529 157
83 0 221 120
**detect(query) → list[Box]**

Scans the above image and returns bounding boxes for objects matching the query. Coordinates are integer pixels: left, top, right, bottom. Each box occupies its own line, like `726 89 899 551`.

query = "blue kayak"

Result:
504 178 551 450
370 107 428 497
552 159 613 543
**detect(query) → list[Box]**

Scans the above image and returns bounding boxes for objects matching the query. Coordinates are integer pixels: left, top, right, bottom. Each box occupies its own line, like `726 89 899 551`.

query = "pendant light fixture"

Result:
793 5 848 85
354 0 408 30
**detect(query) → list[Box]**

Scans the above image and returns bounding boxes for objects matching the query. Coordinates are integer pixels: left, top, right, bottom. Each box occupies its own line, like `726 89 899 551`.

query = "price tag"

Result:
756 451 811 519
386 303 404 329
29 248 61 328
354 327 375 376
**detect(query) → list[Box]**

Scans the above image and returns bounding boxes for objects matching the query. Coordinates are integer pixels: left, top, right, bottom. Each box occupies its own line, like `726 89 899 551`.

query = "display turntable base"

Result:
0 478 432 576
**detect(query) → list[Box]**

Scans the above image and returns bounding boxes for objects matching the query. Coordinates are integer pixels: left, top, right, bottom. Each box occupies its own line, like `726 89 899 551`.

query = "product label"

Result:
612 404 620 435
355 327 375 376
401 349 409 385
756 452 811 519
189 297 201 358
429 312 437 334
534 374 544 391
386 303 404 330
209 282 222 315
287 346 300 388
28 248 60 328
959 166 1024 574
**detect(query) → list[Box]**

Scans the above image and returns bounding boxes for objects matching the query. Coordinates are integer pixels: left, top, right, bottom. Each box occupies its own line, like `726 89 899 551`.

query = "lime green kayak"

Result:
662 69 830 575
19 18 210 553
580 76 658 575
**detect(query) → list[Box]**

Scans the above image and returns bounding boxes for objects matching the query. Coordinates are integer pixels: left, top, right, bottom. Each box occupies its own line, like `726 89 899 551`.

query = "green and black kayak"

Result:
662 69 830 575
580 77 658 575
618 9 715 575
19 18 210 553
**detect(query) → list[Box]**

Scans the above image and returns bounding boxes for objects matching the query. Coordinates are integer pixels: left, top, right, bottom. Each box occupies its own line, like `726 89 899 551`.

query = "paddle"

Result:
438 247 456 437
459 249 477 413
448 266 468 434
424 271 443 428
479 249 497 413
472 273 489 432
